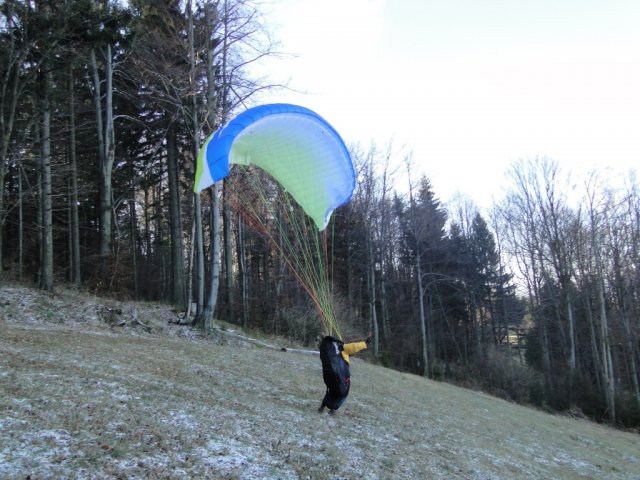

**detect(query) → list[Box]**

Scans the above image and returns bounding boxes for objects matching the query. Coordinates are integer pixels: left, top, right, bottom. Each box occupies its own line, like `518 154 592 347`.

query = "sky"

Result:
252 0 640 210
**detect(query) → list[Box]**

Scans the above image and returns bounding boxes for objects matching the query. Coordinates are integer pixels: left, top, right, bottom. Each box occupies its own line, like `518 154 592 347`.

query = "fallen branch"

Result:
279 346 319 355
213 327 318 356
133 317 152 333
130 308 152 333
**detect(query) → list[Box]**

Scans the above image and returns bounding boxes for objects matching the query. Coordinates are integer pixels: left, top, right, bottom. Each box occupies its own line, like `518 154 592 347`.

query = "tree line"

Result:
1 0 638 427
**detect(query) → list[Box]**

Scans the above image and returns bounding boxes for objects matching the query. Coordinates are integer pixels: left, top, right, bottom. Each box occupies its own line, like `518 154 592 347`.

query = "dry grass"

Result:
1 285 639 479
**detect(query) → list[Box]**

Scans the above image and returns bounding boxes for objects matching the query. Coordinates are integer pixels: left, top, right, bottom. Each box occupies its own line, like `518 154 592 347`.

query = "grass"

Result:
1 285 639 479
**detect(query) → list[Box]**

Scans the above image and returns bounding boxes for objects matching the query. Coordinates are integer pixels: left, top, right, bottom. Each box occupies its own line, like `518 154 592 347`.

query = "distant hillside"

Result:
1 285 638 479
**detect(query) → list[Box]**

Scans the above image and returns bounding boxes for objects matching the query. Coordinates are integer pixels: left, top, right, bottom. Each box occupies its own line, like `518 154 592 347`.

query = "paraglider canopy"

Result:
194 104 355 230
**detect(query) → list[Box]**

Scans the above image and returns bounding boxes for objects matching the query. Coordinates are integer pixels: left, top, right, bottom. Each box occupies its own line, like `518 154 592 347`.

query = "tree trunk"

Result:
91 46 115 258
199 0 224 332
567 292 576 372
154 182 167 296
167 127 186 307
379 252 390 349
407 170 429 377
193 193 205 323
34 121 42 286
598 276 616 423
39 70 53 291
68 66 81 286
129 183 139 298
584 294 603 392
366 232 379 355
236 213 249 328
143 187 152 273
17 163 23 279
223 181 234 320
187 0 204 321
203 184 222 332
416 252 429 377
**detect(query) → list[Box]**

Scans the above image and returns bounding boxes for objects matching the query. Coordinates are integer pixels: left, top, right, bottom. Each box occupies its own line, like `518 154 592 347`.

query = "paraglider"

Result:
195 104 369 413
194 103 355 337
194 103 355 231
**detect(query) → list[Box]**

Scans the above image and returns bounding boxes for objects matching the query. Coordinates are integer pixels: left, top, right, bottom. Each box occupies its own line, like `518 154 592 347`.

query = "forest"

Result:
1 0 639 427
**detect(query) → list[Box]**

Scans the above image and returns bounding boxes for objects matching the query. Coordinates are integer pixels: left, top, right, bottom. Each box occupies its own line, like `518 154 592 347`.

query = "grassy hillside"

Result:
1 285 638 479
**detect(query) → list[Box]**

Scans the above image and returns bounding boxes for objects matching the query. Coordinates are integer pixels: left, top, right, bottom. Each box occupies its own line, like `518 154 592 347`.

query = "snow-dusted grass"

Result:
1 285 639 479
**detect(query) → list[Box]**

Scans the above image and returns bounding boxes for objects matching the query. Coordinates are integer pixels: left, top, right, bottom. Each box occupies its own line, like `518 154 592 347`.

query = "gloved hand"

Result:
365 335 373 345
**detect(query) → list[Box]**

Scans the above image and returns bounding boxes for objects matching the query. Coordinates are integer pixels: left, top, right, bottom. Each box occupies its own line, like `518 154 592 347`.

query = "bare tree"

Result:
498 159 554 397
196 0 280 331
89 41 116 258
353 144 380 354
529 159 578 387
619 176 640 405
584 174 616 423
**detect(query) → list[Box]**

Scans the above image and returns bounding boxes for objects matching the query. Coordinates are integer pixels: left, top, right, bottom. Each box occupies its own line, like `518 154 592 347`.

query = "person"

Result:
318 334 372 414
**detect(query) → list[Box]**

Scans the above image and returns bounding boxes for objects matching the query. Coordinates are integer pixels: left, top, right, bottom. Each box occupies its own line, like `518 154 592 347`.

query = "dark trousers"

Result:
321 360 351 410
321 387 349 410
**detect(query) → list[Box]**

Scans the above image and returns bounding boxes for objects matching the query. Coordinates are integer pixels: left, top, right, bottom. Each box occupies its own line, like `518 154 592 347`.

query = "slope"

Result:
0 285 638 479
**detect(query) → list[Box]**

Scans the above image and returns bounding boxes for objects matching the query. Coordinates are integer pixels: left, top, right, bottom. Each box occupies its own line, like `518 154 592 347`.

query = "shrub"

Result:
463 346 544 405
615 392 640 429
276 306 323 346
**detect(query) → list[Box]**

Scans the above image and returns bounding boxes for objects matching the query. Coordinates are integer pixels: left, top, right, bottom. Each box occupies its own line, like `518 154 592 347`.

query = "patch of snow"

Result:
110 389 133 403
197 436 298 480
164 410 200 431
552 451 591 469
9 397 34 410
0 417 28 430
0 428 74 478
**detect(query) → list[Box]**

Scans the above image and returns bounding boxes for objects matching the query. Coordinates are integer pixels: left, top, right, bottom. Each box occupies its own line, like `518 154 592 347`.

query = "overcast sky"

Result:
251 0 640 210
